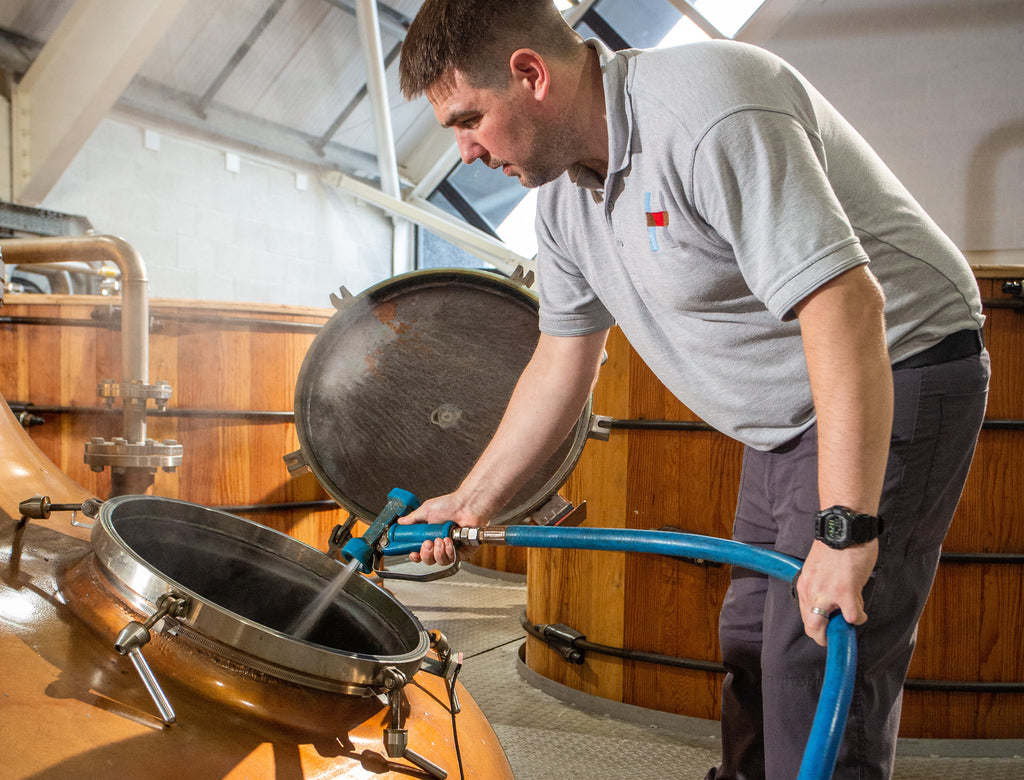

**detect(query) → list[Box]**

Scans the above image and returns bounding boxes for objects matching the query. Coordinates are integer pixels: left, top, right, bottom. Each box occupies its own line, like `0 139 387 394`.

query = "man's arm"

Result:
402 328 609 565
792 264 893 646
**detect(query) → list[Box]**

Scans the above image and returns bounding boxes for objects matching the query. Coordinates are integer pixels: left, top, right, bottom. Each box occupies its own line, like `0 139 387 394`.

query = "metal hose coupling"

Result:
451 526 508 546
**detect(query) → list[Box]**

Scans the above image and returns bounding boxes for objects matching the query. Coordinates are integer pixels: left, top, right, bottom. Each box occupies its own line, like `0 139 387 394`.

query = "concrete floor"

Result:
383 563 1024 780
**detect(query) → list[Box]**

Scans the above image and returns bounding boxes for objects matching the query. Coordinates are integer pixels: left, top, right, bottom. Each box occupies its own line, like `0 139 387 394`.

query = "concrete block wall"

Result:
758 0 1024 257
40 116 394 307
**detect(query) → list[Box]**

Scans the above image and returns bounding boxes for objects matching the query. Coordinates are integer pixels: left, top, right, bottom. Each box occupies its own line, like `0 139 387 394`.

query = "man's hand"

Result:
398 492 489 566
796 538 878 646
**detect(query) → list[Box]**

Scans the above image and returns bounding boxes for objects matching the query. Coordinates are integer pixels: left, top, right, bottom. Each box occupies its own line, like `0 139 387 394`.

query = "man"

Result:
396 1 989 778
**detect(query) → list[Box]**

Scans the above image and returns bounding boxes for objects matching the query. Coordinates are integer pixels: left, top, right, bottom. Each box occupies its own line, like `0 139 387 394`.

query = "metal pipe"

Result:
0 310 323 333
596 417 1024 432
324 172 535 278
11 265 73 293
980 298 1024 310
147 310 323 333
0 235 150 443
355 0 410 276
11 261 119 278
5 403 294 422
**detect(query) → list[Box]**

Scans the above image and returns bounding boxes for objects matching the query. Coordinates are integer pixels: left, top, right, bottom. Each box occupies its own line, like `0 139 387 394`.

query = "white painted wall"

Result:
39 116 394 306
754 0 1024 258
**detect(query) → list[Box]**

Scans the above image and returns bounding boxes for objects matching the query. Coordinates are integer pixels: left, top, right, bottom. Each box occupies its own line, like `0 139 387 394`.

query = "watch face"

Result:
825 510 848 542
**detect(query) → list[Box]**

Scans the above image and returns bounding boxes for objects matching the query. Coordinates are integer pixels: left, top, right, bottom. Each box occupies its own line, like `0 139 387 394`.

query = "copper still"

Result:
0 426 512 778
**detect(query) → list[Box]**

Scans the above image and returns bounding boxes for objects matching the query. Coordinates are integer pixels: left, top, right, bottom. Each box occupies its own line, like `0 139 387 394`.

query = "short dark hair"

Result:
399 0 582 99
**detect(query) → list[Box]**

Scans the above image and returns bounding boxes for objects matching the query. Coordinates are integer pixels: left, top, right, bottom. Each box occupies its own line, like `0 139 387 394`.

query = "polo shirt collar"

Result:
566 38 633 198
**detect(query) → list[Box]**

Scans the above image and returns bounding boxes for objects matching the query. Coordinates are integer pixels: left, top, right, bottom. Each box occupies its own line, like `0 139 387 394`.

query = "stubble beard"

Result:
509 114 583 189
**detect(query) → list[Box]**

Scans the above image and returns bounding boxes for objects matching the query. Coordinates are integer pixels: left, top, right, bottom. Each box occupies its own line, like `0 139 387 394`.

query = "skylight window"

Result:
497 191 540 258
693 0 767 38
657 15 709 47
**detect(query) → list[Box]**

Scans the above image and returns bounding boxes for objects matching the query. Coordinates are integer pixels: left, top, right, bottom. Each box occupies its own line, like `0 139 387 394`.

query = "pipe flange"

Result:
85 438 183 472
97 379 173 408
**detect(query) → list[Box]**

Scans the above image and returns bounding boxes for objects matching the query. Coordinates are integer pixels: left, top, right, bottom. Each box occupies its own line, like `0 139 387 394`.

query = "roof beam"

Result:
324 171 535 279
116 75 380 178
195 0 289 119
312 41 402 155
354 0 408 275
314 0 408 157
321 0 410 39
734 0 801 43
10 0 187 205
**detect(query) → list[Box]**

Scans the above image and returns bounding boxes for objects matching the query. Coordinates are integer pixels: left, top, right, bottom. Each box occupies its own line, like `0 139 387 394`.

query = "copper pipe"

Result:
14 260 119 278
0 234 149 443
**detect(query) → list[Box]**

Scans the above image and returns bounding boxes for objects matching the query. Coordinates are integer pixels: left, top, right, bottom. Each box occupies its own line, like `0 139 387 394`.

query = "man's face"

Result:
428 70 572 188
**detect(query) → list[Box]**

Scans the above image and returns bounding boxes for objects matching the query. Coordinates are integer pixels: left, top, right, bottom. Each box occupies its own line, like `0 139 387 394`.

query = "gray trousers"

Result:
710 351 990 780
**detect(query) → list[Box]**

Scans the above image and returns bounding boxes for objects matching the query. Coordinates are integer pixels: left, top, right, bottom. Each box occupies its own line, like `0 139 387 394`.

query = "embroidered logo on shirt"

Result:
644 192 669 252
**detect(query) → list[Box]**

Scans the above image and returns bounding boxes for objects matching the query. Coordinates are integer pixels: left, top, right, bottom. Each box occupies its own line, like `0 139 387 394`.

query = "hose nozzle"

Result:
339 488 420 573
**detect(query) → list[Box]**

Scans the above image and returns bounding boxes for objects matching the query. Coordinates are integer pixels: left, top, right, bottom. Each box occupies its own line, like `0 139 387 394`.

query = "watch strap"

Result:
814 505 883 548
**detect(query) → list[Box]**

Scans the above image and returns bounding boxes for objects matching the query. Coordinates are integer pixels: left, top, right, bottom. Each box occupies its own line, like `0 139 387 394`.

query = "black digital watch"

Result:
814 505 883 549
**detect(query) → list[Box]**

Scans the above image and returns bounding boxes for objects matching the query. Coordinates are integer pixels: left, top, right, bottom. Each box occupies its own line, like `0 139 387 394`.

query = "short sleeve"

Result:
535 199 616 336
691 108 869 320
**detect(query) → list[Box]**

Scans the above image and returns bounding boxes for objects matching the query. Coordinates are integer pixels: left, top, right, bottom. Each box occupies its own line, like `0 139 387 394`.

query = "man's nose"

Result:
455 130 484 164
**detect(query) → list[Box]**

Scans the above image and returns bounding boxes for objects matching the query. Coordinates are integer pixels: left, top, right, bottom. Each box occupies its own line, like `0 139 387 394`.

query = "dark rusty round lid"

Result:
293 269 591 524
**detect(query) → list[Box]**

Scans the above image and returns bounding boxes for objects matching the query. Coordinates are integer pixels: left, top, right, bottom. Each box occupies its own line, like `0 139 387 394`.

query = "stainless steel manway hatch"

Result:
289 268 594 525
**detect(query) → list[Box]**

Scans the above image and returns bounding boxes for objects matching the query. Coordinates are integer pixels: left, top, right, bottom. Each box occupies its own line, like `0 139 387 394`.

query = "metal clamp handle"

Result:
376 559 461 583
380 667 448 780
113 594 187 725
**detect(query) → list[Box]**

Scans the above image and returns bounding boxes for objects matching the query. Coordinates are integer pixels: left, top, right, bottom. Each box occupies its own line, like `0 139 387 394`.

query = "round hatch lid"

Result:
293 269 591 524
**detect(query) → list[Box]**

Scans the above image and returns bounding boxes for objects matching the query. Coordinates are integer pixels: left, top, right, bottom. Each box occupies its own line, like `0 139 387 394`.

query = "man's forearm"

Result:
793 265 891 644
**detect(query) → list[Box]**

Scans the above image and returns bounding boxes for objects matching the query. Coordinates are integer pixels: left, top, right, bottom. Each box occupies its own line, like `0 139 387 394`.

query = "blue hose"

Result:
388 522 858 780
502 526 802 581
506 526 856 780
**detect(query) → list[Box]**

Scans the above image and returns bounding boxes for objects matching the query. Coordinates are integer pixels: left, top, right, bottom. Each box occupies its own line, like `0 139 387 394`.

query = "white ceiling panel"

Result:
0 0 768 193
221 3 363 135
136 0 267 94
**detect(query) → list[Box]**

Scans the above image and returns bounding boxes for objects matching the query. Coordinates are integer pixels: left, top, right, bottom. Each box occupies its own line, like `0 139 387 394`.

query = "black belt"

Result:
892 329 984 371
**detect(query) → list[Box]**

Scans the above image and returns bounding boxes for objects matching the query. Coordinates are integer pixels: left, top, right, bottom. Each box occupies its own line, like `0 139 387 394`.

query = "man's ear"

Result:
508 48 551 101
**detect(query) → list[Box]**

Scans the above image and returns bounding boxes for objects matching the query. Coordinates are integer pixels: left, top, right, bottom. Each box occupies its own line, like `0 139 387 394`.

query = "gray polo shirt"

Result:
536 40 983 450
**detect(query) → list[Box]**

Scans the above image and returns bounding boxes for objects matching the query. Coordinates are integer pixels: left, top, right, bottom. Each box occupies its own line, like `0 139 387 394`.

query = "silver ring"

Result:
810 606 831 618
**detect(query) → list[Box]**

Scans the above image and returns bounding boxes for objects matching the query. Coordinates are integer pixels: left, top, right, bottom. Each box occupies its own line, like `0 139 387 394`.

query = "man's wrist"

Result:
814 505 883 549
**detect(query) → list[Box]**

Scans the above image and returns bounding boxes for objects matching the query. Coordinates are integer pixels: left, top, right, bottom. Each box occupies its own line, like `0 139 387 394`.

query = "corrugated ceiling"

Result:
0 0 435 184
0 0 770 194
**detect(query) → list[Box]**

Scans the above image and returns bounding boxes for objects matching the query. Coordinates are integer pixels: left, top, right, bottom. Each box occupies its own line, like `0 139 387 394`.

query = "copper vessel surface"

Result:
0 397 513 779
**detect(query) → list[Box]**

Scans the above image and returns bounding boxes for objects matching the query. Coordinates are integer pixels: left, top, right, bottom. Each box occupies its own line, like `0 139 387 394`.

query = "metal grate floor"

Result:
382 564 1024 780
